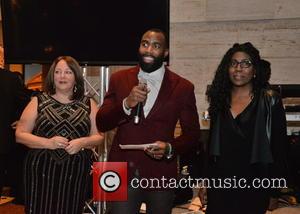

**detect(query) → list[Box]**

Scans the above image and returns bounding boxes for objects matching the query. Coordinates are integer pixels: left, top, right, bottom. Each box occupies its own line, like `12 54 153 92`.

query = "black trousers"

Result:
108 187 175 214
206 188 270 214
0 145 27 204
0 154 9 196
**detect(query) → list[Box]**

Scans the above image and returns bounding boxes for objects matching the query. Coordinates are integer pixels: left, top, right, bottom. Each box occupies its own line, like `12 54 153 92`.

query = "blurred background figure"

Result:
0 46 31 204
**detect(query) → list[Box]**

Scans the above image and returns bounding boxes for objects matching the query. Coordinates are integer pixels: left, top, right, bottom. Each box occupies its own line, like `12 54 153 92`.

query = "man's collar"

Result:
138 65 165 81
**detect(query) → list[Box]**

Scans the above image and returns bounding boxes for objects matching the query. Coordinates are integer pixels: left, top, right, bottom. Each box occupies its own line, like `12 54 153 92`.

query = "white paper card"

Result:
119 143 158 150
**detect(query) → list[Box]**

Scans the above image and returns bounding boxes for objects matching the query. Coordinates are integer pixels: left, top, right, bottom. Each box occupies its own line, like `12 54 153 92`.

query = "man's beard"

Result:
138 53 164 73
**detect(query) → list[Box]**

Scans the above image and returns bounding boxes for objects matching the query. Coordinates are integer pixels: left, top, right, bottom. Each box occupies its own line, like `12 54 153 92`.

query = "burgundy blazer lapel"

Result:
125 66 139 93
146 68 178 119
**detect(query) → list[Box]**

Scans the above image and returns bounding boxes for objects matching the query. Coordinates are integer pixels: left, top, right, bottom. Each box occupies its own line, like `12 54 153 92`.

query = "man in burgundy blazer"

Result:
96 29 200 214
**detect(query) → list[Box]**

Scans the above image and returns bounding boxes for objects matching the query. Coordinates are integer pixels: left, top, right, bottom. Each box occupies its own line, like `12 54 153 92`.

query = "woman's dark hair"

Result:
260 59 271 83
206 42 270 119
43 56 85 100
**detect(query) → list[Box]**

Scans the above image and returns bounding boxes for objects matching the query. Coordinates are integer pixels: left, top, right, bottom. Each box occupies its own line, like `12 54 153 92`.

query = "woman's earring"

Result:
253 74 256 79
73 85 77 93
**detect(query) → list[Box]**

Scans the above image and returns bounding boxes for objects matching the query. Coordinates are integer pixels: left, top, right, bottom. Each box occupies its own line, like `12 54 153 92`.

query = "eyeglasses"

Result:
229 59 252 69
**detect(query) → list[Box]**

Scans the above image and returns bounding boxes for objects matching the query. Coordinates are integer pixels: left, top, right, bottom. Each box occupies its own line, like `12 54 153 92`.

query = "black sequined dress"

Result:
24 93 93 214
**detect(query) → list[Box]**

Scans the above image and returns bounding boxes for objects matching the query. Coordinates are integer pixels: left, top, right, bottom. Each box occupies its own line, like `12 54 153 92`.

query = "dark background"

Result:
1 0 169 65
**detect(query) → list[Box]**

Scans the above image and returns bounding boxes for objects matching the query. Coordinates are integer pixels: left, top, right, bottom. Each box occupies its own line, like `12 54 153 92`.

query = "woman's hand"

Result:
65 138 84 155
49 136 69 149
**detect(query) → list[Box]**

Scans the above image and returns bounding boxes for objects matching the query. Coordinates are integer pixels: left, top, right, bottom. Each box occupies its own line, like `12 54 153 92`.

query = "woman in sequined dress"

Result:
16 56 104 214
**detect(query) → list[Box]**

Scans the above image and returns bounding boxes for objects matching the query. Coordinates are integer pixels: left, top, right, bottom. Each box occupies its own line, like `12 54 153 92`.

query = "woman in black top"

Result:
206 43 288 214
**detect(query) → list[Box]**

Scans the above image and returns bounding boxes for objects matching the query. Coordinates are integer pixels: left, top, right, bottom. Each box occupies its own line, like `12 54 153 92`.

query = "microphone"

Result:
134 77 147 124
134 102 142 124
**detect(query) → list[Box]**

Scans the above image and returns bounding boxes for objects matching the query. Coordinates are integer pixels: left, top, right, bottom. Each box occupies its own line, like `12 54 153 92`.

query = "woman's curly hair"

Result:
206 42 271 120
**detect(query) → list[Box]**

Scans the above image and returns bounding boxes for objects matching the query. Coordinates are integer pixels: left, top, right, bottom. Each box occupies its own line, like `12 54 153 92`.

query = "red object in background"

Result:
93 162 128 201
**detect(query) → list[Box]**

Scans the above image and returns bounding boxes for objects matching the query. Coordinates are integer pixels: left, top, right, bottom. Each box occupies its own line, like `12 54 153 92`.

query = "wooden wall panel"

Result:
170 1 300 113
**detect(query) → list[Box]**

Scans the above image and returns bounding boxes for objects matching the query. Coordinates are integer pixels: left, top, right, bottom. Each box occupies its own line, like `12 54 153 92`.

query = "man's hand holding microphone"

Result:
124 78 148 124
